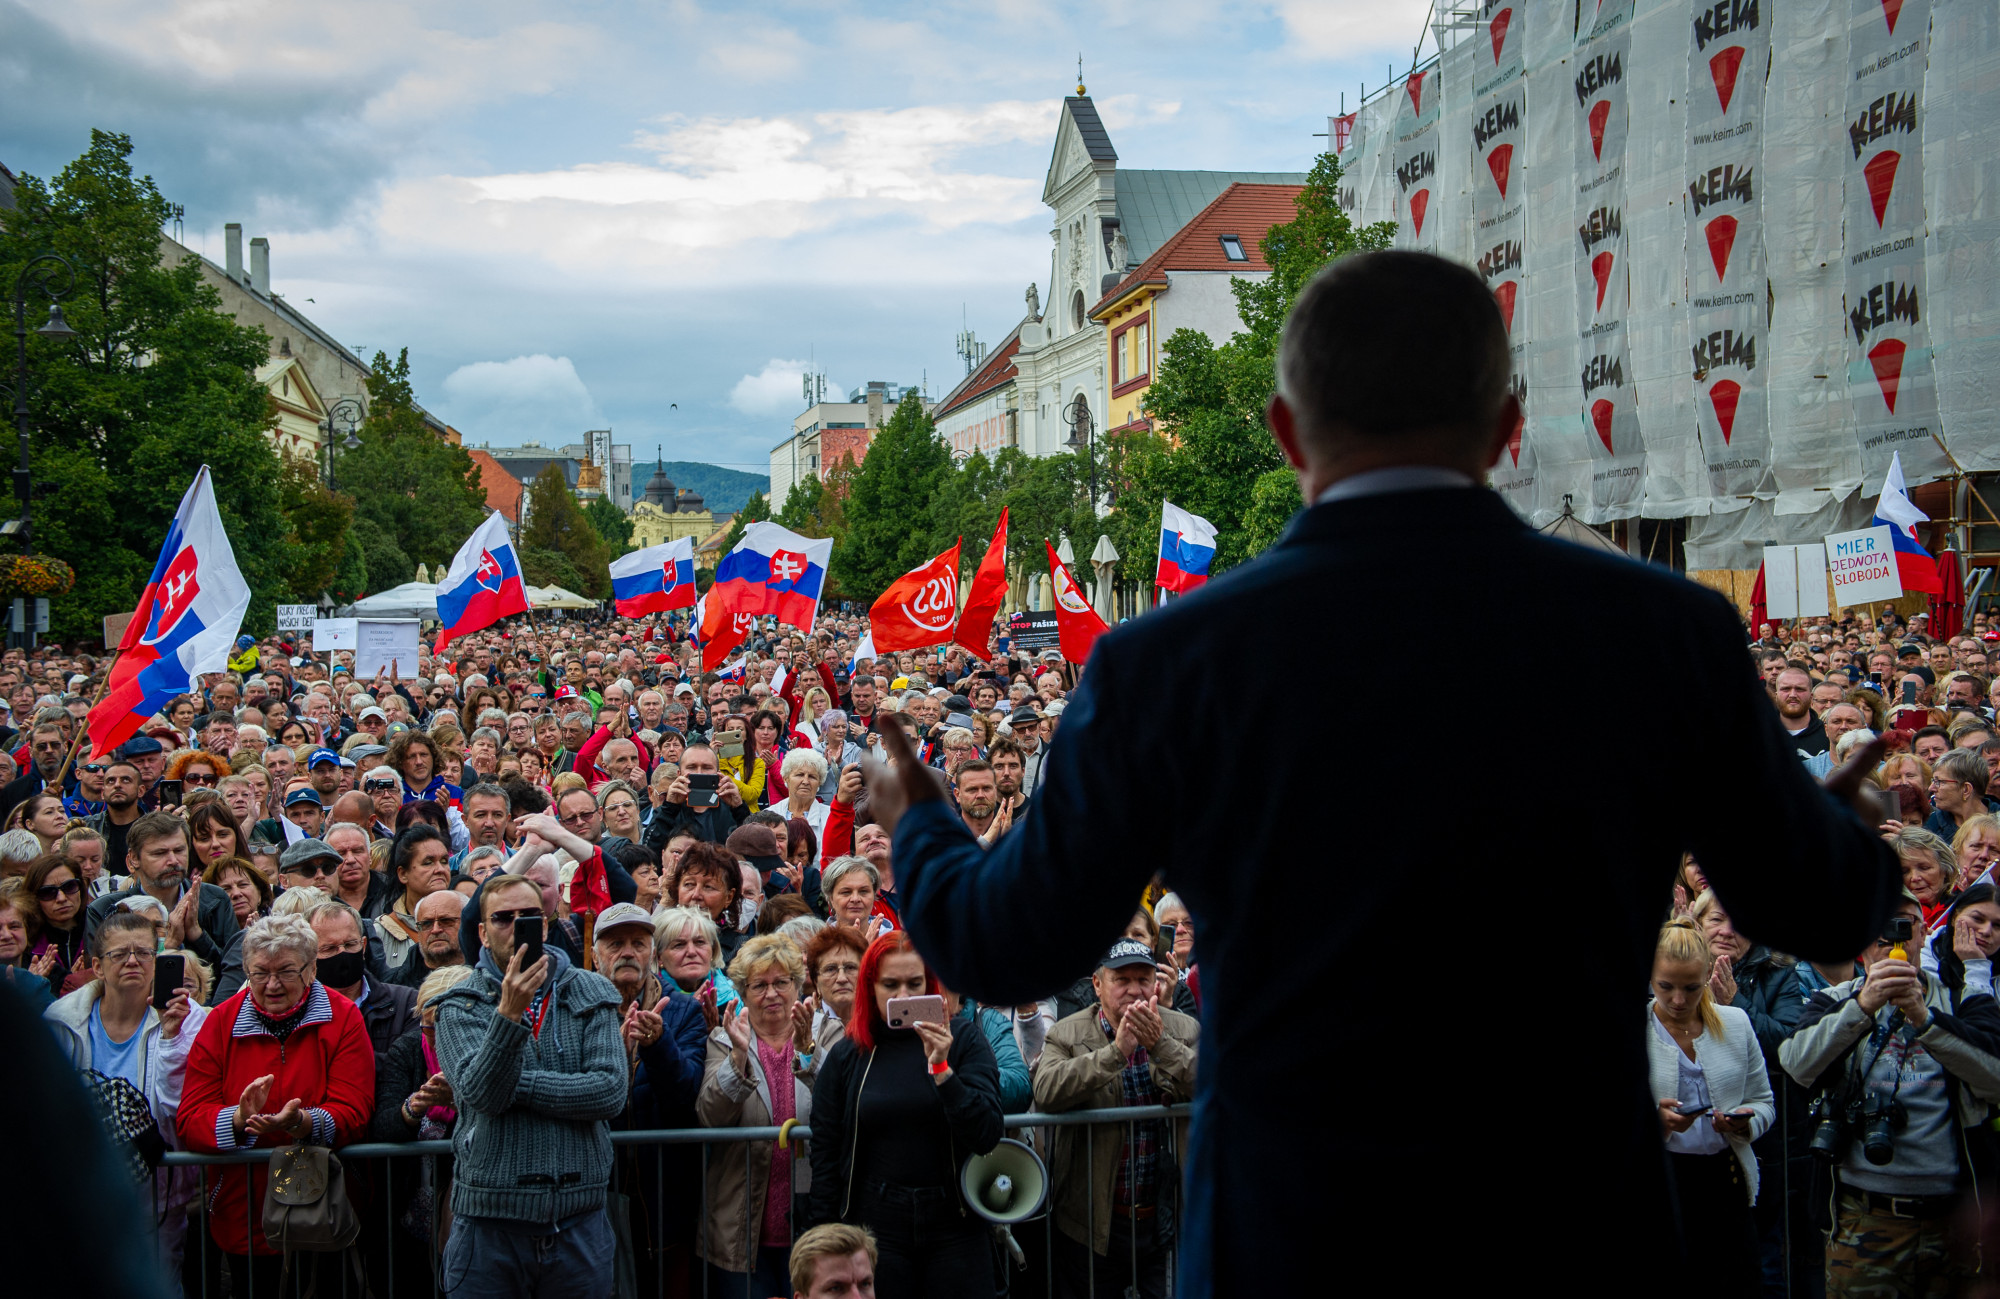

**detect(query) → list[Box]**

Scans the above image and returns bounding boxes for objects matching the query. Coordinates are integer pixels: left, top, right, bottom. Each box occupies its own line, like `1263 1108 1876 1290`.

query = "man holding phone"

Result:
641 742 747 847
431 873 627 1299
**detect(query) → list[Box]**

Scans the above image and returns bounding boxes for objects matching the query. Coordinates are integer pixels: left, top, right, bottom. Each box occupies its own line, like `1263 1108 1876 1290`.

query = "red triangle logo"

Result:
1486 144 1514 198
1407 71 1427 117
1864 150 1901 227
1881 0 1904 33
1589 100 1611 162
1489 7 1513 65
1493 280 1518 332
1591 252 1614 312
1507 407 1524 465
1591 399 1616 452
1709 379 1743 444
1705 214 1739 282
1410 188 1431 237
1868 338 1907 413
1709 45 1746 114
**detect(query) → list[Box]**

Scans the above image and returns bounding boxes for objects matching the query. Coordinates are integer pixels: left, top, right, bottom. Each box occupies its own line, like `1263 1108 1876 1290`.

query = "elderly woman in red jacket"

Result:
176 912 375 1293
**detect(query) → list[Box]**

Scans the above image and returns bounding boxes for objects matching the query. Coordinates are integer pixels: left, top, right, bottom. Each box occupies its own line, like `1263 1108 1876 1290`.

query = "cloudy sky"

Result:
2 0 1431 479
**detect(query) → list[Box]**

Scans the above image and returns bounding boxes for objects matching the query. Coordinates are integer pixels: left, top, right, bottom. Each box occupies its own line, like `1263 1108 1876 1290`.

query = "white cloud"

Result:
372 100 1061 281
730 359 834 417
439 355 601 443
1271 0 1435 59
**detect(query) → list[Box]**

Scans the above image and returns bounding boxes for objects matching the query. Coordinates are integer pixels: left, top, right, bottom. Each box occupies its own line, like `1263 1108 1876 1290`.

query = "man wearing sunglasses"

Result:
431 872 625 1299
63 760 107 818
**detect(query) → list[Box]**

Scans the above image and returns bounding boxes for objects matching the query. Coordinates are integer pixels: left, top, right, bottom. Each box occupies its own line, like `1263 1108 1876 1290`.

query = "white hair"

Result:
1155 891 1189 922
271 886 329 917
242 913 319 969
778 915 827 947
820 854 879 893
1833 728 1880 761
781 748 828 785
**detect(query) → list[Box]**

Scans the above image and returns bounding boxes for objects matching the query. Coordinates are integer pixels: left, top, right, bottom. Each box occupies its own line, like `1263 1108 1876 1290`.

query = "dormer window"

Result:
1219 235 1248 262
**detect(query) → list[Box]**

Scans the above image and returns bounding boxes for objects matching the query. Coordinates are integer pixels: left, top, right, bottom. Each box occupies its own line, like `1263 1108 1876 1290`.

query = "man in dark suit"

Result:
868 252 1899 1297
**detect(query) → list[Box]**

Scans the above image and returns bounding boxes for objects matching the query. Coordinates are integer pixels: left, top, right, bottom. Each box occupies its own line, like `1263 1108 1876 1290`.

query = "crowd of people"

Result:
0 610 1197 1299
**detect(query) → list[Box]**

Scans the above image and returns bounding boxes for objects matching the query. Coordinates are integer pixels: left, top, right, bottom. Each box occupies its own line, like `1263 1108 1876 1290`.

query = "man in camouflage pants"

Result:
1780 893 2000 1297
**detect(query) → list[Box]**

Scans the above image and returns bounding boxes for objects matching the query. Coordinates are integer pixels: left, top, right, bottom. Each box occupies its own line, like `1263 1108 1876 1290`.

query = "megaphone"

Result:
960 1137 1049 1225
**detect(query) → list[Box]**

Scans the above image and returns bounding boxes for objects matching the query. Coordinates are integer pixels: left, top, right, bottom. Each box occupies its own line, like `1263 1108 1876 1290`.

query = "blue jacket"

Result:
893 488 1901 1298
958 1003 1031 1113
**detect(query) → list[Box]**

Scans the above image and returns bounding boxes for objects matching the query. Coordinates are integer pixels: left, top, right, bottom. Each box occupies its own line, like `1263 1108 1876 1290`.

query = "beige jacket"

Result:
695 1026 815 1271
1029 1004 1198 1255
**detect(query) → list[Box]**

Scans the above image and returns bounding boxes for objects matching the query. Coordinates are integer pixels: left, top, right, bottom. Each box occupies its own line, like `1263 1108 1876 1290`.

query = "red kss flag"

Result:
869 542 962 653
1045 540 1108 664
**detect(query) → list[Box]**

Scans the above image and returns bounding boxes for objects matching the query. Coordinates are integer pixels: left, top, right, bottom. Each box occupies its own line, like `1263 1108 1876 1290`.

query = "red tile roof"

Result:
467 448 525 522
1090 182 1303 319
935 327 1024 419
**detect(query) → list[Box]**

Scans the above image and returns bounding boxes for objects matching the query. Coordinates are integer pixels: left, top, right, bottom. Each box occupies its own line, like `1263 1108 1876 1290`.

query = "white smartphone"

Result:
884 994 947 1030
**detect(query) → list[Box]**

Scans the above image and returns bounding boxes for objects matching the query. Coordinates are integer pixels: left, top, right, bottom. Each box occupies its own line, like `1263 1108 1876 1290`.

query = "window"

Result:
1072 290 1087 329
1133 322 1149 379
1219 234 1247 262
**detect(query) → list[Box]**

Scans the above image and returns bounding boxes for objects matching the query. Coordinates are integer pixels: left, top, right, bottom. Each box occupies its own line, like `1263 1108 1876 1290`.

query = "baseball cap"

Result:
890 676 910 690
285 787 325 808
1099 939 1156 971
726 824 781 864
594 902 654 935
307 747 343 769
279 838 340 873
358 706 387 722
673 682 696 697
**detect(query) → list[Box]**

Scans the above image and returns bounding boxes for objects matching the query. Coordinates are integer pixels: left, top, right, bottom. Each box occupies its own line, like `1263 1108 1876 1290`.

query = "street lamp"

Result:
1063 393 1097 510
321 397 363 490
8 252 78 552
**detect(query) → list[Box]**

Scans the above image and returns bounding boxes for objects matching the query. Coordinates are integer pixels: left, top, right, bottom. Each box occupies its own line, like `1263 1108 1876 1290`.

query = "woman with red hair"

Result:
806 930 1004 1297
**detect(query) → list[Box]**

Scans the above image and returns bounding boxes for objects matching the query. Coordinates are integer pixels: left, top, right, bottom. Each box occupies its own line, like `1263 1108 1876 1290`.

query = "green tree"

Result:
332 528 371 603
583 496 634 556
0 130 305 640
274 456 353 599
519 464 610 596
832 394 954 600
350 516 412 589
1239 466 1303 556
336 348 489 570
776 473 838 538
721 490 771 554
1119 151 1395 572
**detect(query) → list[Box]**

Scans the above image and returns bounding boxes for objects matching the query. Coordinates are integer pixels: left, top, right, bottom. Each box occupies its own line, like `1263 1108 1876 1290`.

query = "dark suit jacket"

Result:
895 487 1899 1297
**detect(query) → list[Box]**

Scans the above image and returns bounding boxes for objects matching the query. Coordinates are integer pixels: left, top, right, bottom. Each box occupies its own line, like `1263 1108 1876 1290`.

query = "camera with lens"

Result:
1860 1093 1907 1166
1883 916 1914 949
1807 1091 1852 1162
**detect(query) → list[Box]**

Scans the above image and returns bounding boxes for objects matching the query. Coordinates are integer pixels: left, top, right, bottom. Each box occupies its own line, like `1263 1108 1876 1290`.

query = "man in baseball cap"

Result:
277 837 341 889
1035 936 1198 1297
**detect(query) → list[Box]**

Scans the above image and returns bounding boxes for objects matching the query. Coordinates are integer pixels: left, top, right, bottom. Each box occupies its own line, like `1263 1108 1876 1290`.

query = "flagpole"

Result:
56 649 122 784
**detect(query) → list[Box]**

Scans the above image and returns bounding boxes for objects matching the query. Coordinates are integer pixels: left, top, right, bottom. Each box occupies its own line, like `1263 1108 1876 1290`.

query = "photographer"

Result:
1778 892 2000 1294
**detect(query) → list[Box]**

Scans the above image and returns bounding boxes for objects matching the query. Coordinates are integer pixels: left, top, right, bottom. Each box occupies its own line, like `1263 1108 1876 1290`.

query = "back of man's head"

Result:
1278 250 1511 454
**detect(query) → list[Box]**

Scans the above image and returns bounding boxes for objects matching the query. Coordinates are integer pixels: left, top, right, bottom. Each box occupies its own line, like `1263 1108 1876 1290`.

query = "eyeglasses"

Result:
486 908 539 926
35 878 80 901
602 800 637 814
747 977 794 996
100 947 153 966
247 966 304 987
417 915 459 930
559 810 597 828
183 773 216 786
365 781 398 792
817 960 860 978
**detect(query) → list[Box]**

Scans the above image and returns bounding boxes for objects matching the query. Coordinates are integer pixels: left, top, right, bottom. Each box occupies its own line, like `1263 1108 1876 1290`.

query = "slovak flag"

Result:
609 536 697 617
1156 500 1218 594
87 467 252 759
699 521 833 670
435 511 531 653
1874 452 1944 595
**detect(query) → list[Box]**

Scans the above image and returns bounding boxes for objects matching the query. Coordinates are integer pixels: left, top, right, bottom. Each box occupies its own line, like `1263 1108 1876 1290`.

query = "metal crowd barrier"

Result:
152 1104 1193 1299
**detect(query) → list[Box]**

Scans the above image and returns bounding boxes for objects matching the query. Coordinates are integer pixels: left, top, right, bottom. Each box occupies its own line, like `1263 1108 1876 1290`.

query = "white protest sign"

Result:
312 618 358 650
1762 545 1830 619
353 619 422 677
274 603 317 632
1824 525 1904 607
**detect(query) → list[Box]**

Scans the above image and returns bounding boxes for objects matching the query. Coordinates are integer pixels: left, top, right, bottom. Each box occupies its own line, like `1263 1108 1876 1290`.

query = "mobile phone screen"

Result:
153 954 185 1011
514 915 544 969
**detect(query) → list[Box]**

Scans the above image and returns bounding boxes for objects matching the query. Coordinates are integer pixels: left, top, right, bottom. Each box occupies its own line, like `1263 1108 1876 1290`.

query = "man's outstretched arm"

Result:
871 642 1160 1007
